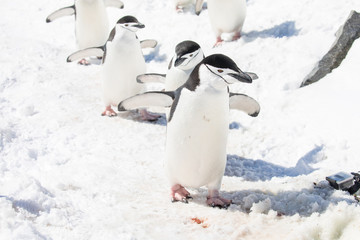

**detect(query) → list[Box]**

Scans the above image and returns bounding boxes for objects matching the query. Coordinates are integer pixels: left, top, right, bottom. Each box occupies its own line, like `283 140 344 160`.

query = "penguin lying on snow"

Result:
46 0 125 65
196 0 247 46
67 16 159 120
119 54 260 208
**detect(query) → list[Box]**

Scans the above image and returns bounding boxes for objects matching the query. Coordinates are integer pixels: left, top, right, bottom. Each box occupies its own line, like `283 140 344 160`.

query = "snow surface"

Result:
1 0 360 239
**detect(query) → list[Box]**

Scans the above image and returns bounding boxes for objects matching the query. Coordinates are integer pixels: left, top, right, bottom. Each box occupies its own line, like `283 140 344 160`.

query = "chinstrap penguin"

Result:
46 0 124 65
196 0 247 46
67 16 159 120
118 54 260 208
137 40 205 91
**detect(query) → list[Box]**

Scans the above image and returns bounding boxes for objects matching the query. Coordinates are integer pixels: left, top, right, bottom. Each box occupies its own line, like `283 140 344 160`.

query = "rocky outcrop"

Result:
301 10 360 87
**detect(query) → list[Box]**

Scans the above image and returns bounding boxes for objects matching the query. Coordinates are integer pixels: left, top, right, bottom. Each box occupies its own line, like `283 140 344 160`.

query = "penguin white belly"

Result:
165 88 229 189
165 68 190 91
102 41 145 106
75 1 109 49
164 69 187 117
207 0 246 34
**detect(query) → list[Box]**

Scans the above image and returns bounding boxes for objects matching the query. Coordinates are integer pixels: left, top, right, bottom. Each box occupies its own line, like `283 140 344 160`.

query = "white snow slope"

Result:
1 0 360 239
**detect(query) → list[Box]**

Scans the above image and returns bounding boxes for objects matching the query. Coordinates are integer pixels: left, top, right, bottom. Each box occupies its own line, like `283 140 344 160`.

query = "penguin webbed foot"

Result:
101 106 117 117
138 109 161 122
232 31 242 41
78 58 91 66
171 195 193 204
206 189 232 209
170 184 192 204
175 5 184 13
206 196 232 209
213 37 224 48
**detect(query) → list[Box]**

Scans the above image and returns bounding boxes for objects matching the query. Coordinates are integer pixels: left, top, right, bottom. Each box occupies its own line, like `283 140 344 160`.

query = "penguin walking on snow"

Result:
67 16 159 120
137 40 205 91
196 0 247 46
46 0 125 65
118 54 260 208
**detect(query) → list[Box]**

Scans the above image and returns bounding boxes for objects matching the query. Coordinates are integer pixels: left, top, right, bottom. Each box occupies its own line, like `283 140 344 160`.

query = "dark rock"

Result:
301 10 360 87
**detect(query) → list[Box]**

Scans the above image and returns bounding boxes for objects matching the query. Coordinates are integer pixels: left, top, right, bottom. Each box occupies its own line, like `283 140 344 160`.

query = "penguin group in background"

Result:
67 16 159 120
196 0 247 46
118 54 260 207
46 0 125 65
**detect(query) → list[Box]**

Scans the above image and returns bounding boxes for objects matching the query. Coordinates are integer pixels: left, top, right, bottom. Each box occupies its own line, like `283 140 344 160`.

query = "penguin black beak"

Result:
228 72 253 83
135 23 145 29
174 57 186 67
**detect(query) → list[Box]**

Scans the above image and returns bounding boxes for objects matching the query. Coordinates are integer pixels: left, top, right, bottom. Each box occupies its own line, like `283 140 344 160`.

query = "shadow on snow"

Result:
243 21 299 42
143 44 167 63
225 145 323 181
185 145 357 216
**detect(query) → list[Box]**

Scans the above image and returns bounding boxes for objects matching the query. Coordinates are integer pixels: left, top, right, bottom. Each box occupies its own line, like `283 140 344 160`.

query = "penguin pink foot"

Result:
232 31 241 41
176 5 183 13
213 36 223 47
78 58 90 65
139 109 161 121
171 184 192 203
101 105 117 117
206 189 232 208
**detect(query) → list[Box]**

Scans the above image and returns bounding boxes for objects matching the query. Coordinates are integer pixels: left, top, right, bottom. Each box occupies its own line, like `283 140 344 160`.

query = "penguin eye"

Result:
189 54 193 57
217 69 224 73
125 24 129 27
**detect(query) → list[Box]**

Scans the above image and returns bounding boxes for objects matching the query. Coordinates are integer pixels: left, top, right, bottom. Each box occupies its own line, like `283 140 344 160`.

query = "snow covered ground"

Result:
1 0 360 239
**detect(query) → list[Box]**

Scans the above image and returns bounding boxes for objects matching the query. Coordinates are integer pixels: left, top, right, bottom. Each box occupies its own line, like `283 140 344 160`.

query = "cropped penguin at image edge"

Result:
195 0 247 46
46 0 125 65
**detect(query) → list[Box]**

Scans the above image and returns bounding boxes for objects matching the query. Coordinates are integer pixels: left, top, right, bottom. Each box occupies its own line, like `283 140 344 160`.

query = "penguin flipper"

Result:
229 93 260 117
118 91 175 111
195 0 204 15
46 6 75 23
67 46 105 62
104 0 124 9
244 72 259 81
137 73 166 84
140 39 158 49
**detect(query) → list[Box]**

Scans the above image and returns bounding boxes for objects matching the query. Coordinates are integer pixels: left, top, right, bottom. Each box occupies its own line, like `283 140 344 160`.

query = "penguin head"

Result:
116 16 145 32
202 54 253 84
174 41 204 70
186 54 253 91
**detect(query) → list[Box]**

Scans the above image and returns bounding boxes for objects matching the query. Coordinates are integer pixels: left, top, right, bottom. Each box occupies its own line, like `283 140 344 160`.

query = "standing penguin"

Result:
67 16 159 120
173 0 195 12
46 0 124 65
118 54 260 207
137 40 205 91
196 0 247 46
